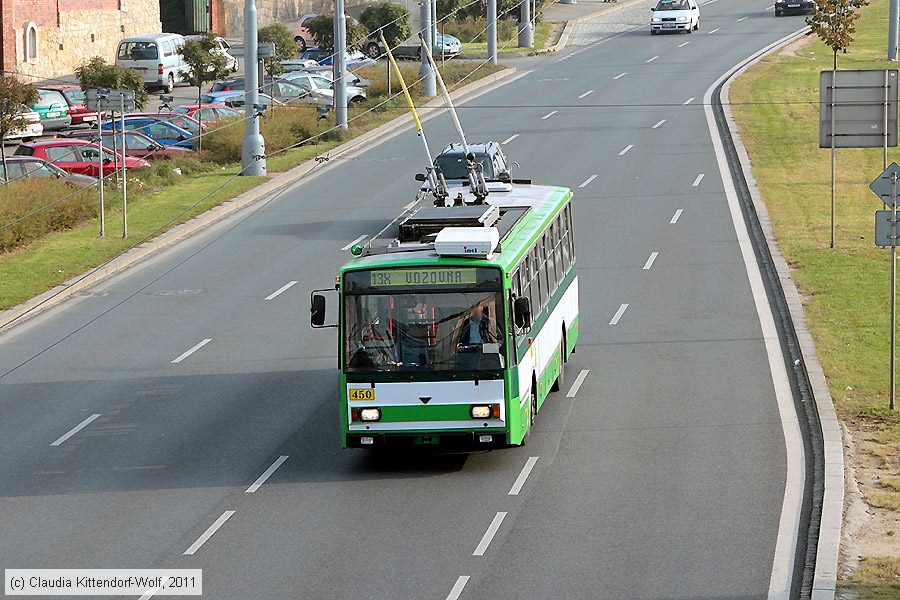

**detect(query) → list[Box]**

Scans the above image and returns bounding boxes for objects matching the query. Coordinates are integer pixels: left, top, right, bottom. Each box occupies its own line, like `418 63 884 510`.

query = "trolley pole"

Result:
487 0 498 65
334 0 348 129
241 0 266 176
419 1 436 97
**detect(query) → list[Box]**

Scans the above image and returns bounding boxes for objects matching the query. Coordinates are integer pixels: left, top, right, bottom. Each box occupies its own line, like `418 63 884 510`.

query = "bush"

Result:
441 16 516 44
259 23 298 76
74 57 149 110
0 179 98 254
201 107 344 164
360 3 411 49
305 14 369 51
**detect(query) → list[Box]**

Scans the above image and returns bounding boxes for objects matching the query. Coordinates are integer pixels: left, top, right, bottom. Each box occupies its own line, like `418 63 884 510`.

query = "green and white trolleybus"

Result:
311 183 578 448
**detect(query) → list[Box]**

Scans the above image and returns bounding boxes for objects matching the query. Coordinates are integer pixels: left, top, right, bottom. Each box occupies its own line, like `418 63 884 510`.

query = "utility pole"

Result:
241 0 266 176
487 0 498 65
334 0 348 129
420 1 436 97
518 0 533 48
891 0 899 61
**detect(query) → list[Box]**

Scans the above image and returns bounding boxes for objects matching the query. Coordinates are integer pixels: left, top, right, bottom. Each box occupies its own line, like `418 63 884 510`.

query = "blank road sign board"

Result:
820 69 899 148
875 210 900 246
85 88 136 112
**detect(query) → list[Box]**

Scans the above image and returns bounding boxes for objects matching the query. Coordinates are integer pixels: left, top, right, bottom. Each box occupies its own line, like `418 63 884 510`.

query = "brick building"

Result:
0 0 162 81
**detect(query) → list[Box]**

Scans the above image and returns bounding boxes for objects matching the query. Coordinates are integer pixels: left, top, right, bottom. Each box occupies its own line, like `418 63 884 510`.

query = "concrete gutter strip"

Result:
0 68 517 332
721 43 843 600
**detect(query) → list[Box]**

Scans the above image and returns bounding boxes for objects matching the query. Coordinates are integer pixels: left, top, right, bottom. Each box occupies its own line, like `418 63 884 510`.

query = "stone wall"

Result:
11 0 161 82
219 0 374 39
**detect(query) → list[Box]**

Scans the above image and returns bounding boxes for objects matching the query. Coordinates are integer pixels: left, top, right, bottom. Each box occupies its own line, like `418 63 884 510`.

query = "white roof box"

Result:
434 227 500 259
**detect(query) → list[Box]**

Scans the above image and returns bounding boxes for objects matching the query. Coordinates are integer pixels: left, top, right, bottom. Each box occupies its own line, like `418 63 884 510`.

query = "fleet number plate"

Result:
349 388 375 401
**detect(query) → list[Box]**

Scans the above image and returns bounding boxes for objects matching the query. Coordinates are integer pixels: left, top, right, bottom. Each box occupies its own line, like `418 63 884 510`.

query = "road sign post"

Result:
872 164 900 412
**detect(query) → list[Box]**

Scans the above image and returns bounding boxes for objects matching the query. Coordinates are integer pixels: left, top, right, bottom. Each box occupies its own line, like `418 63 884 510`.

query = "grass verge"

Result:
730 0 898 595
459 22 553 55
0 60 504 311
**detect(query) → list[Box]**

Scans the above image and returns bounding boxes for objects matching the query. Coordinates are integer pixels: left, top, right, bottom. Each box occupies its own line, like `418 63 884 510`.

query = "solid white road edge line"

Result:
341 235 367 251
502 134 519 145
473 512 507 556
184 511 235 555
579 174 597 188
566 369 590 398
171 339 212 364
265 281 297 300
445 576 470 600
670 208 684 224
541 110 558 120
609 304 629 325
50 413 101 446
508 456 540 495
692 173 705 187
578 90 594 99
702 28 808 600
643 252 659 270
618 144 634 156
246 455 289 493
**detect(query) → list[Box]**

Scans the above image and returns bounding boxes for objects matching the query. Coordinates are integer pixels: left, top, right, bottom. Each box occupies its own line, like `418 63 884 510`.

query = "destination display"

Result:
369 268 478 287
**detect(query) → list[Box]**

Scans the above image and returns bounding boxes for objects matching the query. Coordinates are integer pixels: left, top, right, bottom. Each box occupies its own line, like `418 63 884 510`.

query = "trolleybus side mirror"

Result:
514 297 531 329
311 293 327 327
414 173 427 182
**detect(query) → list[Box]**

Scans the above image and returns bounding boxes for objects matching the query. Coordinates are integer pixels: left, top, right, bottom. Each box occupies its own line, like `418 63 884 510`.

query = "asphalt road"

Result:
0 1 809 598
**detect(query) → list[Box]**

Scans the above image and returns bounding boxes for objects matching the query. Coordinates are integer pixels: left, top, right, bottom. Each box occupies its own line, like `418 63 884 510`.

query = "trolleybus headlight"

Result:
360 408 381 422
471 405 492 419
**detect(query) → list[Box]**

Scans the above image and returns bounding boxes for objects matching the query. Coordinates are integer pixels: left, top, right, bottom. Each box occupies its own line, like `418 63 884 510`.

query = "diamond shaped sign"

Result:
870 162 900 207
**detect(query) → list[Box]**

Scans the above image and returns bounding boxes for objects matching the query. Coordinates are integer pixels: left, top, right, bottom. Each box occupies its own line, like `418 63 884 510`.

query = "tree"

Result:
178 34 232 150
258 23 298 77
74 57 149 109
0 74 39 181
807 0 869 70
305 13 369 52
360 3 411 52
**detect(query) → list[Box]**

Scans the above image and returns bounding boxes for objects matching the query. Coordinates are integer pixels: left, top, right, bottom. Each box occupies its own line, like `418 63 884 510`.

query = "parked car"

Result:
30 89 72 131
171 104 242 127
650 0 700 34
369 33 461 60
276 72 366 103
58 130 190 159
101 117 195 148
279 58 321 73
39 86 99 126
125 113 203 135
0 156 96 187
280 68 370 89
200 91 283 111
208 78 327 105
2 108 43 142
185 34 239 72
774 0 815 16
14 139 148 177
115 33 188 92
290 14 317 52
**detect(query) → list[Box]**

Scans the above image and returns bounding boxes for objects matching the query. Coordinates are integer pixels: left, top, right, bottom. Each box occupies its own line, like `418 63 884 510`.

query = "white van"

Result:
115 33 188 93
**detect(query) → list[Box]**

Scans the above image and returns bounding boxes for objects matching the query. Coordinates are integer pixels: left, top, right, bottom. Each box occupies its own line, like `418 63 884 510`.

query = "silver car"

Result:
276 72 367 104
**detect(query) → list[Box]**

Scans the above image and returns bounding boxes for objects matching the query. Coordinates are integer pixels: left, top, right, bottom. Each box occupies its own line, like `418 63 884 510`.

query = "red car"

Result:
14 139 148 177
171 104 242 127
38 85 102 126
57 130 191 159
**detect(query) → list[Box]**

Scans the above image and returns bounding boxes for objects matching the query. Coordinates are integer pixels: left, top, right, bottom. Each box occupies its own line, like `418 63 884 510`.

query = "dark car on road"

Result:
774 0 815 16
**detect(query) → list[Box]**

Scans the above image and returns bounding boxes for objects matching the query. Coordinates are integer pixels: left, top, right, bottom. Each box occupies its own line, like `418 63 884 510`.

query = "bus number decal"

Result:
349 388 375 401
